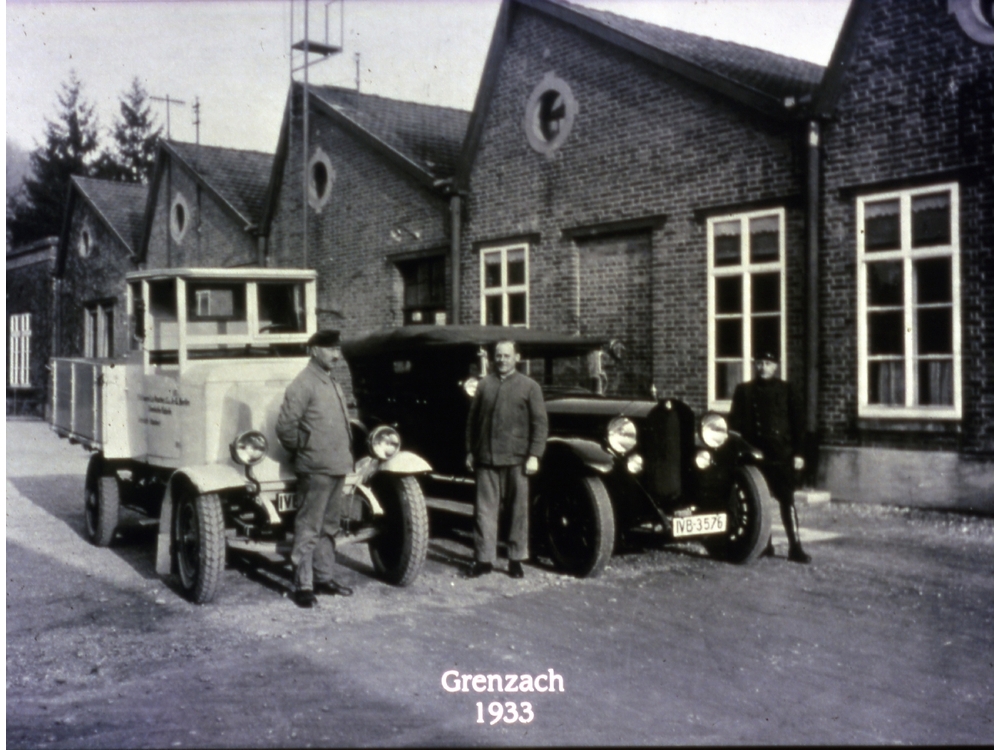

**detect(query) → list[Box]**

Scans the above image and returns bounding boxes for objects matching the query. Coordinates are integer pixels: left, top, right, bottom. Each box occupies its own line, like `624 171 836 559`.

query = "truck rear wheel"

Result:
538 475 615 578
367 474 428 586
84 455 120 547
174 492 226 604
704 465 772 564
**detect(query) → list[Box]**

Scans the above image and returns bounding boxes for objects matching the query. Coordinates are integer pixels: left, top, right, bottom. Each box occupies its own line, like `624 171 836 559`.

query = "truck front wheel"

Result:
367 474 428 586
84 454 120 547
174 492 226 604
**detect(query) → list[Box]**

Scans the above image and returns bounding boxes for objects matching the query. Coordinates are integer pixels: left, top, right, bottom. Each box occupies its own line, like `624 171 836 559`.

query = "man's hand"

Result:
793 455 805 471
466 452 475 472
524 456 539 476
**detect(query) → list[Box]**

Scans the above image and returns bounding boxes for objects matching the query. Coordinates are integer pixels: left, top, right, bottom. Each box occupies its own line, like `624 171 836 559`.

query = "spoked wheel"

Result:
537 475 615 578
84 454 120 547
173 492 226 604
367 474 428 586
704 465 772 564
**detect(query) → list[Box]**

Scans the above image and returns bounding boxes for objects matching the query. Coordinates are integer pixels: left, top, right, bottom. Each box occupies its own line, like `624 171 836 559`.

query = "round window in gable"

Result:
949 0 993 44
308 148 335 212
524 72 579 154
77 228 93 258
170 192 190 242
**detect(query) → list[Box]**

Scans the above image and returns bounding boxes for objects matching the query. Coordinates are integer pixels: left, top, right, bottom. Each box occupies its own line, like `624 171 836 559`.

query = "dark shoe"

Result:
294 589 317 608
788 546 812 564
465 561 493 578
508 561 525 579
761 537 776 557
315 580 354 597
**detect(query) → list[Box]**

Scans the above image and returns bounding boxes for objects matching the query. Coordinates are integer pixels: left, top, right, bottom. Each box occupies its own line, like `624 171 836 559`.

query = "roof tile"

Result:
168 141 274 225
72 177 148 254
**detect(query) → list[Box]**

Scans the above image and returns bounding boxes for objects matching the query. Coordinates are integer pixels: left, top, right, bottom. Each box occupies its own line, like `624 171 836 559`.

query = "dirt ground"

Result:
6 419 994 747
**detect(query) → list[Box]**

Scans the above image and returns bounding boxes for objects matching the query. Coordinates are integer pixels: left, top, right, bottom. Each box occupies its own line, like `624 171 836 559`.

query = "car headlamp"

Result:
694 449 713 470
461 377 480 398
230 430 268 466
626 453 644 475
700 412 729 449
606 416 638 455
368 425 402 461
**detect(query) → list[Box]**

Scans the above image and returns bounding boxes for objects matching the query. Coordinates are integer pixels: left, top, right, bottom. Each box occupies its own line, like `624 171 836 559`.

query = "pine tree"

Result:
7 71 101 246
95 77 162 183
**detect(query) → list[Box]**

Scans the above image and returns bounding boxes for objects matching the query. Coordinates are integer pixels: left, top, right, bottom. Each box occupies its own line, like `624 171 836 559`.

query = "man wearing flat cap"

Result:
276 329 355 607
729 350 810 563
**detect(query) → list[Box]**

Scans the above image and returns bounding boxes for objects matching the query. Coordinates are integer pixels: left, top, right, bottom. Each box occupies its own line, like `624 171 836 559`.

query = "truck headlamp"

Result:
368 425 401 461
606 416 638 455
230 430 268 466
699 413 729 449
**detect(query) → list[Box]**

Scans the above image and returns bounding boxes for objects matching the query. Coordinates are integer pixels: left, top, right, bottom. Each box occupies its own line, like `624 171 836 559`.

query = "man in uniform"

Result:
729 351 811 563
276 329 356 607
465 340 548 579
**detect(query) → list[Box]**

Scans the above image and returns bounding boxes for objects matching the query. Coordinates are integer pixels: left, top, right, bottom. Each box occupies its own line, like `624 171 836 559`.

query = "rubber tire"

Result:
368 475 428 586
173 492 226 604
84 454 120 547
704 465 772 564
538 475 615 578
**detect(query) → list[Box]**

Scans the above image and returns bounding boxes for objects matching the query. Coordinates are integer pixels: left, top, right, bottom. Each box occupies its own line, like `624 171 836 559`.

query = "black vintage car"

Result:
342 325 773 577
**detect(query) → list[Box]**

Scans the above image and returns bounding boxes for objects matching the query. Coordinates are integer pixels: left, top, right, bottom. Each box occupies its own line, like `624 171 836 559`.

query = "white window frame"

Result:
856 183 962 419
9 313 31 388
707 208 787 412
479 243 530 328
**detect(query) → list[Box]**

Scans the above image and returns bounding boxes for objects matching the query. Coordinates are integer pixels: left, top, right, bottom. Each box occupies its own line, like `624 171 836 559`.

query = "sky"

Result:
6 0 852 156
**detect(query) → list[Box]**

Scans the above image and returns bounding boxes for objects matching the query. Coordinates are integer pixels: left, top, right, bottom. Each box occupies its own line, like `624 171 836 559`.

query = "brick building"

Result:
264 85 469 334
810 0 993 509
6 237 58 417
141 140 273 269
54 177 146 361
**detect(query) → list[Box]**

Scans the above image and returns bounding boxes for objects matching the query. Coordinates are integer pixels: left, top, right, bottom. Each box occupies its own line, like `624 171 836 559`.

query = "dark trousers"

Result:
761 461 801 547
291 473 345 591
474 465 529 564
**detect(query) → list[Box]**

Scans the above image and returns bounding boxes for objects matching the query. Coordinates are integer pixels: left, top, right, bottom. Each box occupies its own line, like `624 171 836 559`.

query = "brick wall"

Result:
145 157 259 270
57 202 137 359
819 0 994 455
462 5 808 413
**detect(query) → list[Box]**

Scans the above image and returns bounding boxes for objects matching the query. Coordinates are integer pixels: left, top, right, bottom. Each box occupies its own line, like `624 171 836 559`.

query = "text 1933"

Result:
476 701 534 725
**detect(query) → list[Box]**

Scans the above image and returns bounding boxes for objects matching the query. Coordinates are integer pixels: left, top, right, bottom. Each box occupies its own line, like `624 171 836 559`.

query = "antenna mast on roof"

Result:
290 0 343 269
151 94 187 140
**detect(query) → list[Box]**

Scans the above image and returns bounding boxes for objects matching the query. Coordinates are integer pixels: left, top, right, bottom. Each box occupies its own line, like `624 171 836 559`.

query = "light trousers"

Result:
474 464 529 564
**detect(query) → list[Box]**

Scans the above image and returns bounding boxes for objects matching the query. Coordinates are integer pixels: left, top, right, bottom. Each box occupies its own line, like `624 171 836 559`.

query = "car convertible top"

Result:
342 325 606 360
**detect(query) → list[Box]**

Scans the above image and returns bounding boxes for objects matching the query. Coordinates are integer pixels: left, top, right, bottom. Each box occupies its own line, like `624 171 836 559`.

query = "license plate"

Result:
672 513 727 538
275 492 297 513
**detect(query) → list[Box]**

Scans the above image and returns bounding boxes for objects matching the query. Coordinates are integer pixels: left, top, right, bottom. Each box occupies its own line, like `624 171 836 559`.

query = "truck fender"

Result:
154 465 250 576
378 450 432 475
543 437 614 475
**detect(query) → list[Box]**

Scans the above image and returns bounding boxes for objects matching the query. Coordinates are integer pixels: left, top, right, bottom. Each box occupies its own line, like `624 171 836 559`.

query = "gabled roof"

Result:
57 177 147 275
813 0 873 117
260 84 470 232
457 0 825 187
139 140 273 261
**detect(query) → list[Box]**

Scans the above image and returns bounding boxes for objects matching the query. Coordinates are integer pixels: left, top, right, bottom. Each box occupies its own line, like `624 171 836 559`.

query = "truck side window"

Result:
258 283 306 333
148 279 179 358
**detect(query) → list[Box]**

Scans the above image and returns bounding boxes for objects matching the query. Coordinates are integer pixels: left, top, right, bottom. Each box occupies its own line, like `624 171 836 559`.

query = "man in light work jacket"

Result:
465 340 548 579
728 351 810 564
276 329 355 607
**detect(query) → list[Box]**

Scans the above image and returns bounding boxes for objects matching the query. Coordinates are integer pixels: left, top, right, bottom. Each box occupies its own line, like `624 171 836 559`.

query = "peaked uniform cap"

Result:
308 330 341 347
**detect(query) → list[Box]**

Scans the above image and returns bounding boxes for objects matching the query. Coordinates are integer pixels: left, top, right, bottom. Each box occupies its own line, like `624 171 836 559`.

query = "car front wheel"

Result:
537 475 615 578
173 492 226 604
704 465 772 564
84 454 120 547
367 474 428 586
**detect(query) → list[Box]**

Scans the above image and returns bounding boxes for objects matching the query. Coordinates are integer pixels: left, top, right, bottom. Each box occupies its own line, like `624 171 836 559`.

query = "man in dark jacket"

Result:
465 340 548 579
276 330 355 607
729 351 810 563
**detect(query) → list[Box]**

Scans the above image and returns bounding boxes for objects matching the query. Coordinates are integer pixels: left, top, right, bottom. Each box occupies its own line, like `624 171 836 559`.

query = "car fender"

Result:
542 437 614 475
378 450 432 475
154 465 250 576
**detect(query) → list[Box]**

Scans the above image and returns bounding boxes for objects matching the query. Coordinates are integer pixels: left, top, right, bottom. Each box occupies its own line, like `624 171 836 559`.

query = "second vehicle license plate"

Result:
275 492 297 512
672 513 727 538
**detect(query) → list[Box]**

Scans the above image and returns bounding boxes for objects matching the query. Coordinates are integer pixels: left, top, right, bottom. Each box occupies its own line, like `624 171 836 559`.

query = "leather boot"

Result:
761 535 775 557
781 504 811 564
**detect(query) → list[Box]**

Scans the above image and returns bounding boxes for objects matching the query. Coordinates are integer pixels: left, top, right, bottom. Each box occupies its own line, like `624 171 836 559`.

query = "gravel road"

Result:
6 419 993 747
